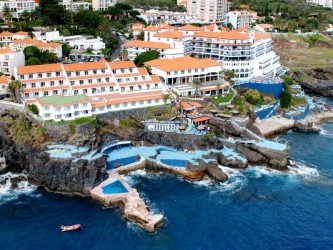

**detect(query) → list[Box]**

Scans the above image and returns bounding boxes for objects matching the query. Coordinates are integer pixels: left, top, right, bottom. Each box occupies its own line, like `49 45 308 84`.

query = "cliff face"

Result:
0 109 107 196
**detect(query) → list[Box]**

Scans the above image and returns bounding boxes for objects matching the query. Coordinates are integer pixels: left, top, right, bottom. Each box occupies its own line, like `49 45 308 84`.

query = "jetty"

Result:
254 116 295 137
301 111 333 124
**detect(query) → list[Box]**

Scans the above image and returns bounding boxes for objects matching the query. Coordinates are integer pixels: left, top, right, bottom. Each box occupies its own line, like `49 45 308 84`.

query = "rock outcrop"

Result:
186 159 228 182
295 120 321 132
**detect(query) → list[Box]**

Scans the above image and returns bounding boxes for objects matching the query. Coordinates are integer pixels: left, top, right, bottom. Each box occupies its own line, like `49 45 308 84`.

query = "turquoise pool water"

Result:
102 180 128 194
160 159 187 167
107 156 138 170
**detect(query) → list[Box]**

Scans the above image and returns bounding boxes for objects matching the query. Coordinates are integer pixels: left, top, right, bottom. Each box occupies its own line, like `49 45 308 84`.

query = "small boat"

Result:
60 224 82 232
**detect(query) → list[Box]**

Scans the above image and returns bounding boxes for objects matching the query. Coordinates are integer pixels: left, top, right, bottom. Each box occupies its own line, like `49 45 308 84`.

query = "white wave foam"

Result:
319 127 333 138
288 161 319 177
245 165 283 178
0 172 38 205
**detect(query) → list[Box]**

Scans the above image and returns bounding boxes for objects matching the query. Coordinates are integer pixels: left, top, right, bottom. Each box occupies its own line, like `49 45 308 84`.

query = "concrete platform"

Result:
254 116 295 137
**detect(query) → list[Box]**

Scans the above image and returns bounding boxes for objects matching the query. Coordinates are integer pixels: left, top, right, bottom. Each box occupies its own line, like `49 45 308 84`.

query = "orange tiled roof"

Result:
63 60 108 72
0 48 11 54
145 56 221 72
138 67 148 75
35 42 62 48
109 61 136 69
14 31 29 36
13 38 39 44
254 32 271 41
122 40 171 49
154 30 184 39
179 24 203 31
237 27 248 32
0 31 14 37
194 30 249 40
0 75 9 85
145 26 161 31
17 63 63 74
192 116 210 123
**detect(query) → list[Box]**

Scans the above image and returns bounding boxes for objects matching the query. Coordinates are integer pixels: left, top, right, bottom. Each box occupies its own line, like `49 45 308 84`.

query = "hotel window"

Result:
97 78 101 83
131 102 135 106
34 92 39 96
115 104 119 108
44 91 48 96
138 85 142 90
84 71 88 75
139 101 144 105
29 74 33 79
88 79 92 84
63 90 67 95
43 106 50 111
83 89 87 94
107 105 112 110
181 70 184 74
126 78 130 82
146 84 150 90
20 75 24 80
55 107 61 112
130 86 133 91
38 73 42 78
112 70 116 74
109 86 113 91
121 69 125 73
121 87 125 92
74 90 79 95
187 70 191 73
92 88 96 93
142 76 145 80
123 103 128 107
117 79 122 83
64 106 71 111
59 80 63 85
155 84 158 89
134 77 138 81
93 70 97 74
147 100 151 104
167 72 170 76
101 87 105 92
82 103 88 107
50 81 55 86
55 115 62 119
76 71 80 76
56 72 60 76
47 73 51 77
106 77 109 82
101 69 105 73
67 73 71 77
155 99 159 103
70 81 74 85
195 69 198 72
53 90 58 95
201 69 204 72
99 107 104 111
44 113 50 118
79 80 84 85
129 68 133 73
41 82 45 87
31 83 36 88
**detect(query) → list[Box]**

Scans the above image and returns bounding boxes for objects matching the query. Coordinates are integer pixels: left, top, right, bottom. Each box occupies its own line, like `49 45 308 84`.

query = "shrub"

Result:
244 89 263 105
27 104 39 115
280 90 292 108
69 122 75 135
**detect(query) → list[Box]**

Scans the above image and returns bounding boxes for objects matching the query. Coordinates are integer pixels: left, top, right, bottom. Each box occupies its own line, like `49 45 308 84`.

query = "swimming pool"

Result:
102 180 128 194
160 159 187 167
106 156 138 169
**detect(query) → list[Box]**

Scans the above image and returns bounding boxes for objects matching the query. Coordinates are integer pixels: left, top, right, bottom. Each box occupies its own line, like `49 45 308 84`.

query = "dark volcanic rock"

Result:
186 159 228 182
217 153 247 169
207 164 228 182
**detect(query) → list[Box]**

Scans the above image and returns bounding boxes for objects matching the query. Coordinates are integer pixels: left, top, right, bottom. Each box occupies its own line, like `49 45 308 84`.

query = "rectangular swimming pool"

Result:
102 180 128 194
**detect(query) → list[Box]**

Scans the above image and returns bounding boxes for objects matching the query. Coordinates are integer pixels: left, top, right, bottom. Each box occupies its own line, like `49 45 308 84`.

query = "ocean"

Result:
1 102 333 249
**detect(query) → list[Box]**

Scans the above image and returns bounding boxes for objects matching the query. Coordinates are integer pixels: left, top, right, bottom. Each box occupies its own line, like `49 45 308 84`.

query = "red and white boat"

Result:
60 224 82 232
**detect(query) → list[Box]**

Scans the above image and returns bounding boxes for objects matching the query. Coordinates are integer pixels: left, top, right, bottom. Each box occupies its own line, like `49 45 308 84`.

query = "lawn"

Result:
211 90 235 105
46 115 96 125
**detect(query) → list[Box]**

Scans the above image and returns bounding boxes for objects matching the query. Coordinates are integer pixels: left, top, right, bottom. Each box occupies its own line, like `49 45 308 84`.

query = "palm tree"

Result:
162 94 170 106
192 79 202 98
98 20 114 39
7 80 22 103
20 10 31 30
121 49 128 61
2 6 12 27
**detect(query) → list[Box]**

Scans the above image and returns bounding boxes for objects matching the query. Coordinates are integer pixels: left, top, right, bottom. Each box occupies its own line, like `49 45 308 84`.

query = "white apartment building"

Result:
92 0 122 11
0 75 9 95
32 29 61 41
187 0 230 24
0 48 25 76
226 10 257 29
192 29 282 79
15 59 167 121
60 0 91 11
0 0 36 19
0 31 29 47
306 0 333 9
12 39 63 57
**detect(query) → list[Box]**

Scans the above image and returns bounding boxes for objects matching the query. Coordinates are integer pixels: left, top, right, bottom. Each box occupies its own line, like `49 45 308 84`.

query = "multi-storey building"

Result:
187 0 230 24
0 31 29 47
15 59 167 121
0 75 9 96
145 56 230 97
0 0 36 19
92 0 122 11
306 0 333 9
0 48 25 76
192 29 282 79
226 10 257 29
11 39 63 57
60 0 91 11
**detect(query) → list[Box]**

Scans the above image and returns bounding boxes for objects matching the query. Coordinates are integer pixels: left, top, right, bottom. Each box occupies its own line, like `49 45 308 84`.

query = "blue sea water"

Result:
1 107 333 249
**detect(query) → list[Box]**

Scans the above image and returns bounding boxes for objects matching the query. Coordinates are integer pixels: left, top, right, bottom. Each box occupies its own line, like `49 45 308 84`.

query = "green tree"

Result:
7 80 21 103
25 57 42 66
27 104 39 115
216 82 221 95
134 50 160 66
20 10 30 30
136 31 144 40
40 50 58 64
38 0 66 25
280 90 292 108
162 94 170 105
192 79 202 98
121 49 128 61
2 5 12 26
244 89 263 105
62 43 71 58
23 46 41 60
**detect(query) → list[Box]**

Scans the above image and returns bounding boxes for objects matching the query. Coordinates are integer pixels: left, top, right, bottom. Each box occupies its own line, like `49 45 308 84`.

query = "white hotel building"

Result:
306 0 333 9
0 0 36 19
192 29 282 79
0 48 25 76
15 59 167 121
92 0 122 11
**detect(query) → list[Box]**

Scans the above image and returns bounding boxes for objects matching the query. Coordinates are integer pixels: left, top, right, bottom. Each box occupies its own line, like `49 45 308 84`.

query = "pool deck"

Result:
254 116 295 137
90 158 163 233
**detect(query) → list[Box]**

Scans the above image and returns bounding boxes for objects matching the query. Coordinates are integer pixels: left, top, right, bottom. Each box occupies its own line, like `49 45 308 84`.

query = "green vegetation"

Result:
234 98 244 113
291 97 307 106
211 92 234 104
23 46 58 65
7 80 22 103
192 79 202 98
27 104 39 115
9 116 31 145
46 116 96 126
124 0 186 11
162 94 170 106
69 122 75 135
244 89 263 105
280 90 292 108
119 118 137 128
134 50 160 66
231 0 332 32
206 131 216 140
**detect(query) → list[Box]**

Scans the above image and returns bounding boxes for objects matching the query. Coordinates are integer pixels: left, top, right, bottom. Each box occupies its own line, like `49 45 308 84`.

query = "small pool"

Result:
106 156 138 169
160 159 187 167
102 180 128 194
